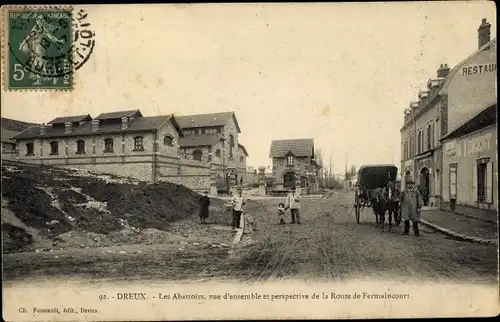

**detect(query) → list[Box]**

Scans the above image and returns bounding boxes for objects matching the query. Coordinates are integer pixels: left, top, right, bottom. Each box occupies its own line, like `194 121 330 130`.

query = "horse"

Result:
384 184 401 231
370 187 388 231
371 186 401 232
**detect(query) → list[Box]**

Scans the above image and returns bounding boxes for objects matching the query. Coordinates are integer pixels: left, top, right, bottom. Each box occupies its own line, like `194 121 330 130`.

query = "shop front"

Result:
441 124 497 221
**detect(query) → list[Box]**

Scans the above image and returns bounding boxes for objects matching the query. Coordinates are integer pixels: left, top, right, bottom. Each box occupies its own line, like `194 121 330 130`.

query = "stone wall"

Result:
61 162 153 182
158 174 211 193
1 150 17 160
157 156 212 192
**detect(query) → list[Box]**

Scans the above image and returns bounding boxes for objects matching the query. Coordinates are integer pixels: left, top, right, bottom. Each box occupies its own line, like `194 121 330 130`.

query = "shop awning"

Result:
440 104 497 142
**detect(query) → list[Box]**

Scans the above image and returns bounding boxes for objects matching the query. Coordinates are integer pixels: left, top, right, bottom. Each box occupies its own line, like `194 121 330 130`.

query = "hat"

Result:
406 179 415 184
291 187 296 191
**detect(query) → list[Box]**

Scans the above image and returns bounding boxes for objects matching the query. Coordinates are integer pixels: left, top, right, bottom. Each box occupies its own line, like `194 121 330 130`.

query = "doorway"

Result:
404 170 412 190
419 167 430 206
283 171 296 189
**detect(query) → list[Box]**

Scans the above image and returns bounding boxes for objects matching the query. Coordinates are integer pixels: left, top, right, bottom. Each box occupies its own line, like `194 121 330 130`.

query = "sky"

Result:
1 2 496 175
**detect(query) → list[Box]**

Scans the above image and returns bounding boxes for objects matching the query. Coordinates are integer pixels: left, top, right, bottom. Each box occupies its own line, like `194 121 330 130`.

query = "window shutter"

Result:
472 164 477 202
485 162 493 204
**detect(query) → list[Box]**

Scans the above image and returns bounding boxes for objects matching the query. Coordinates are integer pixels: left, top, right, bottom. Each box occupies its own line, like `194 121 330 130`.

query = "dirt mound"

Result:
2 223 33 253
1 161 223 253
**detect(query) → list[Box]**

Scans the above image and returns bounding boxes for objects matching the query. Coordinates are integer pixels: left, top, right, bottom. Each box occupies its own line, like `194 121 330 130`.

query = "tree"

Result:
314 148 326 188
345 164 357 180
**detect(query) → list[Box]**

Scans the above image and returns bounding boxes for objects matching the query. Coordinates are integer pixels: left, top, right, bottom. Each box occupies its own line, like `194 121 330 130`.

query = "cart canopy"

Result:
356 164 398 190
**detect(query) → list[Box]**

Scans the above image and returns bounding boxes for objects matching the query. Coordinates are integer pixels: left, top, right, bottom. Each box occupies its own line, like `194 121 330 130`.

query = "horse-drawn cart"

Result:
353 164 402 226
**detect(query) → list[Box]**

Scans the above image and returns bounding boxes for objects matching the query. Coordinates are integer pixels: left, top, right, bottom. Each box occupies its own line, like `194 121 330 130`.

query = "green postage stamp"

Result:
3 6 95 90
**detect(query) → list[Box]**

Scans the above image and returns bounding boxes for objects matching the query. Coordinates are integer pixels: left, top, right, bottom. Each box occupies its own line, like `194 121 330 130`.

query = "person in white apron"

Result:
285 187 301 224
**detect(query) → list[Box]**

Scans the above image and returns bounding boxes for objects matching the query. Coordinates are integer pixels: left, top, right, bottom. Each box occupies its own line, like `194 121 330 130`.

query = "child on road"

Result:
277 203 286 225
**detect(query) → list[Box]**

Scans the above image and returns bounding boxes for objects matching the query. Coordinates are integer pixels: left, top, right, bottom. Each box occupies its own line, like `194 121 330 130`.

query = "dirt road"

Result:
3 191 497 284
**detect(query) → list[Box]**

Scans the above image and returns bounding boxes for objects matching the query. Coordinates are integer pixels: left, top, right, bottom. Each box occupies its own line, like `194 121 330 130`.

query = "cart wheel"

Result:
394 207 402 227
354 191 361 224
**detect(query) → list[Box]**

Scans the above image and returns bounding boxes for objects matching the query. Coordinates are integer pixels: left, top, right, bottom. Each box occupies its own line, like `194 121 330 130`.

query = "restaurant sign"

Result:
460 63 497 76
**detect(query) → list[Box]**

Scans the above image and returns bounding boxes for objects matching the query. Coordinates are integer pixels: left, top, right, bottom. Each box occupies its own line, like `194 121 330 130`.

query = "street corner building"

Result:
175 111 249 192
400 18 497 221
9 109 220 193
268 138 321 194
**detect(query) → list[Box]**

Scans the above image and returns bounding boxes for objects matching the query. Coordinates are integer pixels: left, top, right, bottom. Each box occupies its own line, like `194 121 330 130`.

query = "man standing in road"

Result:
400 179 422 236
231 188 246 230
285 187 301 224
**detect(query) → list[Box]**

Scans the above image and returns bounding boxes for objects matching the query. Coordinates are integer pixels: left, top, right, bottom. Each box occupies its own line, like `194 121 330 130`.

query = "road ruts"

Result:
3 190 497 283
236 190 498 284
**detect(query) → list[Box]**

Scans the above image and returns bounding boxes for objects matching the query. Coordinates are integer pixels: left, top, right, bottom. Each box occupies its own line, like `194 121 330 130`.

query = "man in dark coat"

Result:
198 191 210 224
401 180 422 236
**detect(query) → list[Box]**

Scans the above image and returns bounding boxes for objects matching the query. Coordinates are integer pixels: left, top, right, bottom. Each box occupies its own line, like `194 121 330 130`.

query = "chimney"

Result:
437 63 450 78
478 18 491 49
64 122 72 134
91 119 100 132
40 123 47 135
121 117 128 130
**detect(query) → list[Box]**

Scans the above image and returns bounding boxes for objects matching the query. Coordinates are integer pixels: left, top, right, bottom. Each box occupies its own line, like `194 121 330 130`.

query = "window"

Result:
229 135 234 159
76 140 85 154
427 124 432 150
184 130 194 136
410 136 414 157
163 135 174 147
420 131 424 153
133 136 144 151
193 149 203 161
475 158 492 203
239 156 244 163
215 149 221 158
104 138 114 152
280 160 283 166
297 160 301 165
421 130 424 153
449 163 457 199
435 118 440 146
287 155 294 166
50 141 59 155
477 163 486 202
26 142 34 155
417 131 422 154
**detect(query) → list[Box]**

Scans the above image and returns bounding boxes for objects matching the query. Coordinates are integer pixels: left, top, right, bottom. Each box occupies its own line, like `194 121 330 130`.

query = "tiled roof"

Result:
269 138 314 158
1 117 38 132
94 110 143 120
238 143 249 156
12 115 178 140
48 114 92 125
1 128 21 143
178 134 223 147
176 112 241 133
